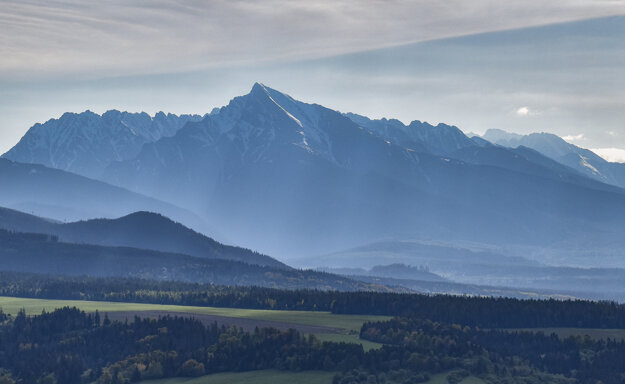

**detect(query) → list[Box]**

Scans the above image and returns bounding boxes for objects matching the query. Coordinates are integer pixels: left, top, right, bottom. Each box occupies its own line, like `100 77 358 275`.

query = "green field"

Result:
0 296 385 332
145 370 333 384
0 296 387 349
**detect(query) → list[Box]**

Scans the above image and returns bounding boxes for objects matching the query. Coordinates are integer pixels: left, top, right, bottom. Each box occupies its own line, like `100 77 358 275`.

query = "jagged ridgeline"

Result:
3 83 625 261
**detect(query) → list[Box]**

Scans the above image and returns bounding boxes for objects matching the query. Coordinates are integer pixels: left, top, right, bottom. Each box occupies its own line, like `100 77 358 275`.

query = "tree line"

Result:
1 271 625 329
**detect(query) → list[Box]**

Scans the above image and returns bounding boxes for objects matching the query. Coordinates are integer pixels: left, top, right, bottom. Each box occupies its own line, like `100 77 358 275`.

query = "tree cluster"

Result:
360 317 625 384
0 307 362 384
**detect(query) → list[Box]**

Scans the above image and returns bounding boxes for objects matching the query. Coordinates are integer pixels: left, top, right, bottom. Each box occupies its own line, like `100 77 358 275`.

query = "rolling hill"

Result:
0 206 285 268
0 229 376 291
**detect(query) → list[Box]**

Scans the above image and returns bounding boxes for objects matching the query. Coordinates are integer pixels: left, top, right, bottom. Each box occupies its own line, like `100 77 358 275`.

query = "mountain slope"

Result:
449 145 625 195
98 83 625 259
58 212 286 268
0 205 59 234
0 229 374 291
0 207 285 268
2 110 203 178
0 158 209 235
482 129 625 189
348 114 622 194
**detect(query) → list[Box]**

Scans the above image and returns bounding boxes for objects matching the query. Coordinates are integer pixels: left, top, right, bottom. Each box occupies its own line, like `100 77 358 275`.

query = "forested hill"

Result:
56 211 287 268
0 206 285 268
0 231 380 291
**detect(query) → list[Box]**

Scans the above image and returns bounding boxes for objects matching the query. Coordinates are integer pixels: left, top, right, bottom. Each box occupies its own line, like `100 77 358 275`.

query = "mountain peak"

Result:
249 82 272 98
482 129 524 144
248 82 290 102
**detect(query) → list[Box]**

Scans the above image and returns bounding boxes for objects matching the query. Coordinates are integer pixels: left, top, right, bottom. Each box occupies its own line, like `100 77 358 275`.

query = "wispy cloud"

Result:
1 0 624 79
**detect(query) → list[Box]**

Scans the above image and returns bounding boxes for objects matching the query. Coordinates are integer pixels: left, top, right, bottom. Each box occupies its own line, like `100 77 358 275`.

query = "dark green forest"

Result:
1 271 624 329
1 306 625 384
1 272 625 383
354 317 625 384
0 307 362 383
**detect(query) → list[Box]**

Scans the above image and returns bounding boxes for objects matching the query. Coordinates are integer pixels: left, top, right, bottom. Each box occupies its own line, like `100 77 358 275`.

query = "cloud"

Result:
591 148 625 163
1 0 624 80
563 134 585 142
515 106 530 116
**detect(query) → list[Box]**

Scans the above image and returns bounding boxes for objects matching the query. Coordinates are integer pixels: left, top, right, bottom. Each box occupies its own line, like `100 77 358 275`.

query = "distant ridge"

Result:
482 129 625 189
0 228 376 291
0 158 210 235
0 206 285 269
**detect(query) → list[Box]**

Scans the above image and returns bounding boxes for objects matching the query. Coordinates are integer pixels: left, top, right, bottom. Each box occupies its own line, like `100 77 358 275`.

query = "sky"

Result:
1 0 625 159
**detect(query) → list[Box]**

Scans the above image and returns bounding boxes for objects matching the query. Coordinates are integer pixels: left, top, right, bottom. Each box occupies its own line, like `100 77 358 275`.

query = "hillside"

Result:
0 207 285 268
0 229 376 291
0 158 211 235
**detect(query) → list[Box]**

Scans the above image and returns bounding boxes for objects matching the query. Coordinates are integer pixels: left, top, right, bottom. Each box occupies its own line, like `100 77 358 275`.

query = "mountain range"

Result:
3 110 204 178
481 129 625 189
4 83 625 264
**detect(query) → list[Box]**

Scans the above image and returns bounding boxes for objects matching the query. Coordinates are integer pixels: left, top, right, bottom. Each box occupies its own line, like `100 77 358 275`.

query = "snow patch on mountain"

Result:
2 110 205 178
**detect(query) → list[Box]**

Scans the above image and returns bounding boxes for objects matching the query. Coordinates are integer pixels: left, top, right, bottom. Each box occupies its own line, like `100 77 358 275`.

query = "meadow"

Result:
0 296 387 349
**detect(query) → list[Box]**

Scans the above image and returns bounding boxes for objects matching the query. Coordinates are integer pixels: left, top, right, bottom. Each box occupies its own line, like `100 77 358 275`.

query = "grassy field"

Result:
0 296 386 332
509 327 625 341
144 370 334 384
0 296 387 349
